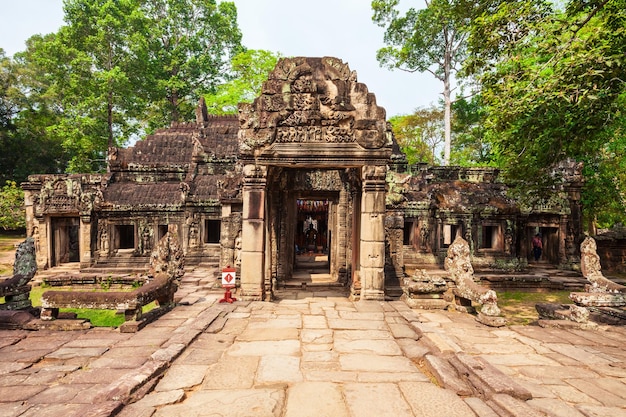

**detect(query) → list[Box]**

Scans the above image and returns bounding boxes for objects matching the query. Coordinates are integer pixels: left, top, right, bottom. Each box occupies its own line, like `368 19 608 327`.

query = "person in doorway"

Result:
532 233 543 262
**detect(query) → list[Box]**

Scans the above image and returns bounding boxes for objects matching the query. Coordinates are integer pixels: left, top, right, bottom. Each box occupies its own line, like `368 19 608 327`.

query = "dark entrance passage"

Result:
51 217 80 266
295 198 330 276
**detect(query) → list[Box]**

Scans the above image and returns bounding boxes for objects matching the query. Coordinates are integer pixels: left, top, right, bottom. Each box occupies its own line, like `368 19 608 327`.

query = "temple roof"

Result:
102 182 184 207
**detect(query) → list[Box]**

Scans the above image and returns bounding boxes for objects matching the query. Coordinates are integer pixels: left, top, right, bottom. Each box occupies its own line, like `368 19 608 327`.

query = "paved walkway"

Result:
1 269 626 417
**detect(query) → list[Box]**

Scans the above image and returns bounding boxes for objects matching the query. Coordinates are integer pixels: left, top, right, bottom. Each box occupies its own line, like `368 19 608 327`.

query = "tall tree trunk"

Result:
443 52 452 166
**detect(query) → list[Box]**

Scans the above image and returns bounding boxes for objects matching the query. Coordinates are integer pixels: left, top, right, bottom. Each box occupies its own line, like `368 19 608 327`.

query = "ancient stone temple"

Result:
22 57 584 301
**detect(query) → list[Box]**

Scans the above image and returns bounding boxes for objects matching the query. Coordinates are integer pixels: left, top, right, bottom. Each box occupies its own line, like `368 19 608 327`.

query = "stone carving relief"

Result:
238 57 388 153
98 222 109 255
139 224 153 255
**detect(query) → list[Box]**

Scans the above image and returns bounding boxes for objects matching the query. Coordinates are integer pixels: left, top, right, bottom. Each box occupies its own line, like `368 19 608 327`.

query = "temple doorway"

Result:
293 197 332 283
51 217 80 266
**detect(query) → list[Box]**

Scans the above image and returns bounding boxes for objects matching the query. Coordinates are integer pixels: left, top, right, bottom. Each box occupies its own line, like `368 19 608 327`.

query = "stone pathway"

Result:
1 268 625 417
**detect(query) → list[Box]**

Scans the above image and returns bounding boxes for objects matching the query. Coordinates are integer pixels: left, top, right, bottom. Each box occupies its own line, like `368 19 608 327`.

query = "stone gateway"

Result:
22 57 583 301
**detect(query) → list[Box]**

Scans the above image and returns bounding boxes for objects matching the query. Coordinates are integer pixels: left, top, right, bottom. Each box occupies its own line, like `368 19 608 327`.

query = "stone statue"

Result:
149 226 185 284
234 232 242 267
580 236 625 293
99 223 109 255
444 236 505 327
0 237 37 310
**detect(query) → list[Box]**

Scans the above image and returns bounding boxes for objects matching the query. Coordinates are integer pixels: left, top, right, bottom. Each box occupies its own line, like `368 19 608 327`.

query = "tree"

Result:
0 181 25 231
137 0 243 128
450 93 492 166
1 46 69 183
372 0 473 165
469 0 626 227
204 49 280 115
9 0 243 174
389 107 445 165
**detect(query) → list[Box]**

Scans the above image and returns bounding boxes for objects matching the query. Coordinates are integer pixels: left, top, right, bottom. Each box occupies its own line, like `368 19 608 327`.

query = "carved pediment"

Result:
239 57 390 158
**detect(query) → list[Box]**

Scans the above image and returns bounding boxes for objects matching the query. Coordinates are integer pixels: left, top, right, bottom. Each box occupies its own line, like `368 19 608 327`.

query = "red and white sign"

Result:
221 266 236 287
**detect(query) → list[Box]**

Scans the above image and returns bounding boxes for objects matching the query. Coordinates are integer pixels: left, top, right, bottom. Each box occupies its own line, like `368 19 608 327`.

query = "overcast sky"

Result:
0 0 440 117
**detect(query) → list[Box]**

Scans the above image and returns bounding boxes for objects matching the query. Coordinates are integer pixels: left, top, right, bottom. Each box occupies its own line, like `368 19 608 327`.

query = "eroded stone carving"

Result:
0 238 37 310
537 237 625 326
444 236 506 327
238 57 388 153
580 236 625 293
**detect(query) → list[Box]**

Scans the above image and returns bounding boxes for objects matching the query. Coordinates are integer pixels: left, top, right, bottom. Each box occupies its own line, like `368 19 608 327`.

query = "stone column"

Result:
79 217 92 267
360 165 387 300
239 164 267 300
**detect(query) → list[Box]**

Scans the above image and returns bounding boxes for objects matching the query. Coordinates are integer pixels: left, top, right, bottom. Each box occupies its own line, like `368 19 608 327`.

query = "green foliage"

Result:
136 0 244 128
0 181 25 231
389 107 444 165
372 0 475 164
450 94 494 166
204 49 280 115
469 0 626 227
0 49 69 183
5 0 243 177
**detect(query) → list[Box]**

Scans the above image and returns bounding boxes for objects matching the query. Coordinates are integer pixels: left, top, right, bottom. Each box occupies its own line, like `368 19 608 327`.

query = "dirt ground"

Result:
0 234 24 275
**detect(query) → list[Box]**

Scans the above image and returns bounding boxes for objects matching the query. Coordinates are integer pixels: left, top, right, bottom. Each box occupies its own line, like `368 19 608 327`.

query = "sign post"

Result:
219 265 237 303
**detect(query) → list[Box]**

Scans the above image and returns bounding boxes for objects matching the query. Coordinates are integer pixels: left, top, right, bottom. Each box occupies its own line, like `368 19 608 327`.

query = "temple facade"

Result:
22 57 584 301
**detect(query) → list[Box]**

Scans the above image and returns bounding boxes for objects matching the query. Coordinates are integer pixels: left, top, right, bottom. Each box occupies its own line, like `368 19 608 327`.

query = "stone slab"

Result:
343 383 414 417
237 327 299 341
340 353 417 373
565 378 626 407
453 353 533 400
489 394 547 417
135 389 185 407
155 364 208 391
527 398 586 417
424 354 472 396
284 382 349 417
0 385 46 402
201 355 258 390
46 347 109 360
153 389 285 417
464 397 500 417
256 355 303 384
399 381 477 417
228 340 300 356
334 338 402 355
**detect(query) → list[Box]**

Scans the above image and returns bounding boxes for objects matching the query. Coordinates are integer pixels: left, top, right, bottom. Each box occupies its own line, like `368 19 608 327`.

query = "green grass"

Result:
497 290 572 325
29 285 157 327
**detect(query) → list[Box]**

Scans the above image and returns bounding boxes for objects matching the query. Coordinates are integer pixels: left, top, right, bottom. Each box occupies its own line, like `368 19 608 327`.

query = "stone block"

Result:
399 381 477 417
452 352 533 400
242 189 265 220
284 382 350 417
361 190 386 213
359 241 385 268
424 354 473 396
241 220 265 252
359 213 384 242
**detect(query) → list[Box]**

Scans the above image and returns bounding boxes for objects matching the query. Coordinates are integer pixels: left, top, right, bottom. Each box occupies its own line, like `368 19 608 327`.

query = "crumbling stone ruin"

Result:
444 236 506 327
21 56 585 303
402 236 507 326
40 228 184 332
537 236 626 326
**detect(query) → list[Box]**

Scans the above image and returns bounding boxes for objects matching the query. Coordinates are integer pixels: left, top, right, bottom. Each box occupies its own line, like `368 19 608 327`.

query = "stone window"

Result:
480 225 501 250
204 219 221 244
442 224 458 247
403 220 414 245
115 225 135 249
158 225 168 240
